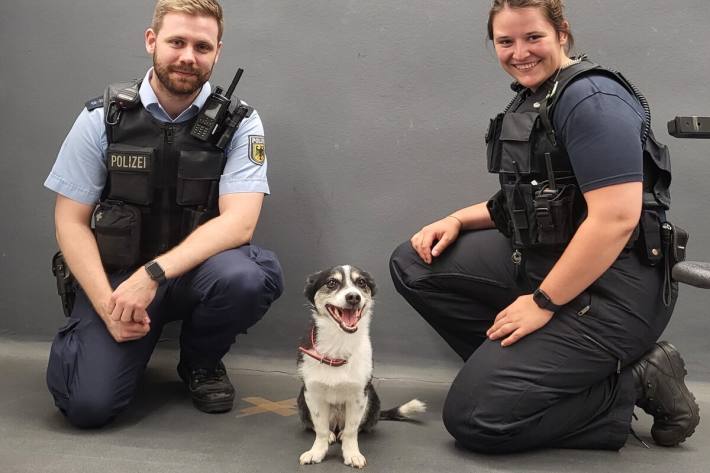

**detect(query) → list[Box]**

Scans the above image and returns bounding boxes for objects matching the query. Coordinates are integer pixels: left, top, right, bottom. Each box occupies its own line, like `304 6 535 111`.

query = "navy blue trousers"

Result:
390 229 675 453
46 245 283 428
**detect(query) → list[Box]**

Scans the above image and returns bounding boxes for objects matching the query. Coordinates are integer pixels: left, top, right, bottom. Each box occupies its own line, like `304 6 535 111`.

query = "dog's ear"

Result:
304 269 327 303
359 270 377 296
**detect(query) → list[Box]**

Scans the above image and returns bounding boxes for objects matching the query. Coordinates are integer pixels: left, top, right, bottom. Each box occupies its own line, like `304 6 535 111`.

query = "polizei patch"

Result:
108 151 152 171
249 135 266 166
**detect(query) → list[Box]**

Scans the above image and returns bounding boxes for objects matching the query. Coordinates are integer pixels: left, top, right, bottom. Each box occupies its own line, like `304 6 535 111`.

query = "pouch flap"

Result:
499 112 538 141
178 150 225 180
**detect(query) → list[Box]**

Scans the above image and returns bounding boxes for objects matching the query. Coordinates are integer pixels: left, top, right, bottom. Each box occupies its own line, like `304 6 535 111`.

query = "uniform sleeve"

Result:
44 107 108 205
554 78 644 193
219 108 270 195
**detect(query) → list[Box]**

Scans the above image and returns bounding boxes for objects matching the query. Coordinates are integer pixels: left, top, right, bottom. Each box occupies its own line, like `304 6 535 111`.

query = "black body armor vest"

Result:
485 59 672 250
90 80 227 270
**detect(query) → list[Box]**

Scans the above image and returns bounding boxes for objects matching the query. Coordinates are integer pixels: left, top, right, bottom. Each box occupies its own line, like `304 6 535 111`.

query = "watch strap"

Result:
144 260 167 285
533 288 562 312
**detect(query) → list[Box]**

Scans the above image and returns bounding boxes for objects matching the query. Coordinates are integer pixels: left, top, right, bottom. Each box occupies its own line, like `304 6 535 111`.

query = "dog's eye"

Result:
356 278 368 289
326 279 339 289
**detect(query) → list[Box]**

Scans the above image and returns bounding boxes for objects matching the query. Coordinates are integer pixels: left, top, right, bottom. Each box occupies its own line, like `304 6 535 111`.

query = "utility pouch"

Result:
93 201 142 270
486 113 505 172
502 182 536 248
106 144 154 205
180 207 216 237
497 112 540 175
176 150 225 206
639 210 663 266
534 184 578 245
662 222 689 268
486 189 512 238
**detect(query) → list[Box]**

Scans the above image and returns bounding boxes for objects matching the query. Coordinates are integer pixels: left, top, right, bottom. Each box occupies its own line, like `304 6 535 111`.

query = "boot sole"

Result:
653 341 701 445
192 396 235 414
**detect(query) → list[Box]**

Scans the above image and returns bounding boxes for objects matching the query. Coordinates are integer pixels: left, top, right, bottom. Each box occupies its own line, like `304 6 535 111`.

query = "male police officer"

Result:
44 0 283 428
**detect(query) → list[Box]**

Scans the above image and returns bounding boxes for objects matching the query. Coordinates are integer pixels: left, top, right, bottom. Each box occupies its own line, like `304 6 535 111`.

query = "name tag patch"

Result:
249 135 266 166
108 152 152 171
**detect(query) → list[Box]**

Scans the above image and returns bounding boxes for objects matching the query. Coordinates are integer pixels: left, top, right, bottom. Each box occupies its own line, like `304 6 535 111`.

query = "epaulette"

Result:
85 96 104 111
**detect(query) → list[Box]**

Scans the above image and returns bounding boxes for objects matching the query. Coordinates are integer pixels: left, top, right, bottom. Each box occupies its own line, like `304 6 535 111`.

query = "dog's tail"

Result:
379 399 426 421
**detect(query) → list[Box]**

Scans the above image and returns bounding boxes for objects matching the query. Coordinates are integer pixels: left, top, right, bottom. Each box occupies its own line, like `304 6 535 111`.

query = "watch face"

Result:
145 261 164 280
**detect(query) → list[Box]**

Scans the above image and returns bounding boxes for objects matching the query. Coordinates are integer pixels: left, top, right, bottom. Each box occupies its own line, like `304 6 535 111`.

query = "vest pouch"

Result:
106 144 154 205
93 202 142 270
176 150 226 206
180 207 217 238
643 130 672 210
498 112 539 175
502 181 537 248
486 113 504 172
486 189 512 238
534 184 578 246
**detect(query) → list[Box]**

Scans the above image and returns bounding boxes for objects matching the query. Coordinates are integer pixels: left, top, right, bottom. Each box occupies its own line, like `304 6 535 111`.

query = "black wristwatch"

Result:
532 288 562 313
144 260 167 285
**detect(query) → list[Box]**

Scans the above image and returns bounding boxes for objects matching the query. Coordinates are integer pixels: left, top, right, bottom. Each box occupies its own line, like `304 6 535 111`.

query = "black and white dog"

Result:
297 265 425 468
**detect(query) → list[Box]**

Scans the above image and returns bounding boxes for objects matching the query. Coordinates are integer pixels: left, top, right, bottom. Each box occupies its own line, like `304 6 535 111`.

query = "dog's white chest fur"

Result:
299 322 373 395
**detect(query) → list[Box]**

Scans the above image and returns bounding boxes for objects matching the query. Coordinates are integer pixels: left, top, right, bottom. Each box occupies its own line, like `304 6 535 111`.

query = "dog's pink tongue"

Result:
341 309 358 326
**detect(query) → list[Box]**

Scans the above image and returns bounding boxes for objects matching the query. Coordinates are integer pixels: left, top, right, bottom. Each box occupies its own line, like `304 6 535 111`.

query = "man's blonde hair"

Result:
151 0 224 41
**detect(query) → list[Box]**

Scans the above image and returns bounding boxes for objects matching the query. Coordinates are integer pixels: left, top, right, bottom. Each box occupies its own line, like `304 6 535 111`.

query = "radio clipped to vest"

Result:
190 68 253 149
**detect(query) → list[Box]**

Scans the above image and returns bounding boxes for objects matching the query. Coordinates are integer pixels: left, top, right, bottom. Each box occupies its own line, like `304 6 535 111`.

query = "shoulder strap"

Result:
103 79 142 143
85 96 104 111
540 58 651 145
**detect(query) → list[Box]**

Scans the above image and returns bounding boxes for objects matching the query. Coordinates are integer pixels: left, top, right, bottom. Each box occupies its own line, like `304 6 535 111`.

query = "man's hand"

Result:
487 295 554 347
104 316 151 343
411 216 462 264
107 267 158 323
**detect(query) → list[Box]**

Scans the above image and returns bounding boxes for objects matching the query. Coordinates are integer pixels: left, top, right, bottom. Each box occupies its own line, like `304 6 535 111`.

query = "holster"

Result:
660 221 689 307
51 251 75 317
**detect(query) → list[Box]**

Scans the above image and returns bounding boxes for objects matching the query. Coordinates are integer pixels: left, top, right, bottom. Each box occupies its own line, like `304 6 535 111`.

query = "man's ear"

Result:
145 28 157 55
214 41 223 65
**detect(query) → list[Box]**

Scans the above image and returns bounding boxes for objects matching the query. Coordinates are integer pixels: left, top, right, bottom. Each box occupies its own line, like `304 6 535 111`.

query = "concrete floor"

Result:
1 338 708 473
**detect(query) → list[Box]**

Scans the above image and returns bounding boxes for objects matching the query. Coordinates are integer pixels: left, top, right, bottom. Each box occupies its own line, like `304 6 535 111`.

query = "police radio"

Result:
190 68 244 141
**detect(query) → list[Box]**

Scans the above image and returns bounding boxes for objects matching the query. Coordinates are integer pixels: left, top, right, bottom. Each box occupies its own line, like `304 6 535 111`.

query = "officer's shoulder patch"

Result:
85 96 104 111
248 135 266 166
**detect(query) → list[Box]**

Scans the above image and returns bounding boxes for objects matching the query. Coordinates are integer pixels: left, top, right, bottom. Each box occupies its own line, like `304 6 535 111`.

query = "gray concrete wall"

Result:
1 1 709 373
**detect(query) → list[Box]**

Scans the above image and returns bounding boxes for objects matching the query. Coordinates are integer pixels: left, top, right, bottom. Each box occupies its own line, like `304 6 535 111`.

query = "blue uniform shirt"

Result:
552 74 645 193
45 68 270 205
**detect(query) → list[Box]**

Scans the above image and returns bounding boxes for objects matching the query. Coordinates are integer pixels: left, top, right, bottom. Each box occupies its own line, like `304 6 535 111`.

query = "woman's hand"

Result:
410 216 462 264
486 295 554 347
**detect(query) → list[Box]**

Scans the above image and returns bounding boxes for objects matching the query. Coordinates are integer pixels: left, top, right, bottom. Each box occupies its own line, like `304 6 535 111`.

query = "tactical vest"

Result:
88 80 228 270
485 58 672 254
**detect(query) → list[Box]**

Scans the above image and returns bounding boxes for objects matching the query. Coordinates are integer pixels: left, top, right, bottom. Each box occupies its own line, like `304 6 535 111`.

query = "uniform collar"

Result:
138 68 212 123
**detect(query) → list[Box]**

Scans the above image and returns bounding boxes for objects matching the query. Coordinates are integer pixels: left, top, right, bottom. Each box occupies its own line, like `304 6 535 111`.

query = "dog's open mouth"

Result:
326 304 364 333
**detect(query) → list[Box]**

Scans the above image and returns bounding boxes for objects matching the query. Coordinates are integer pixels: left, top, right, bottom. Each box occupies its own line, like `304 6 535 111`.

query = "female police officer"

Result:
390 0 699 453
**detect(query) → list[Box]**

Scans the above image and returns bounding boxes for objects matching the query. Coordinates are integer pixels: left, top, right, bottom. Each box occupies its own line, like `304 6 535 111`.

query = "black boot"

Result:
177 360 236 414
632 341 700 446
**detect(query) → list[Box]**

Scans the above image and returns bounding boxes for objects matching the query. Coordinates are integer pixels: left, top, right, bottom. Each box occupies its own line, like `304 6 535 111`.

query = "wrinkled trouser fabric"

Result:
46 245 283 428
390 229 675 453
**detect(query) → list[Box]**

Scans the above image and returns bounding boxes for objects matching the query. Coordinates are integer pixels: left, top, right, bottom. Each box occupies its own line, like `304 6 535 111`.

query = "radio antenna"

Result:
225 68 244 99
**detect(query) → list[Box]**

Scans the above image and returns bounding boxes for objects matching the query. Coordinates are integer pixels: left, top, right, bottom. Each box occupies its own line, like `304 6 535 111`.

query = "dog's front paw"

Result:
343 451 367 469
299 448 327 465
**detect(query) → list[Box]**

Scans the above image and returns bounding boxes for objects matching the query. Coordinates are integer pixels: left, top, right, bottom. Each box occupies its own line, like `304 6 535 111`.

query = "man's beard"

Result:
153 53 212 96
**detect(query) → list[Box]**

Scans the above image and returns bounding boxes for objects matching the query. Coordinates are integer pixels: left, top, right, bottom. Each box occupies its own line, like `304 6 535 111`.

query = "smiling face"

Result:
145 12 222 97
491 6 570 91
305 265 376 334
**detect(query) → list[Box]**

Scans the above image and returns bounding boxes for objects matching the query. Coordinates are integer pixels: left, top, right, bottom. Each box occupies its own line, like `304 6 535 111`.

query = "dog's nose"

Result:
345 292 361 306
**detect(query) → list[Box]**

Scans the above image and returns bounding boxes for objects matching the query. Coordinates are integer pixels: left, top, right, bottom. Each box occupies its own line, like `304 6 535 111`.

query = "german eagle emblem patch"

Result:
249 135 266 166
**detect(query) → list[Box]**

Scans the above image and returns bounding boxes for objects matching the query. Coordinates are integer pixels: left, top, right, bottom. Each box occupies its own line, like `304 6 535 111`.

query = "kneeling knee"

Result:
63 393 120 429
443 394 512 453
